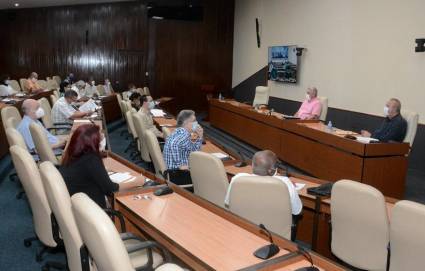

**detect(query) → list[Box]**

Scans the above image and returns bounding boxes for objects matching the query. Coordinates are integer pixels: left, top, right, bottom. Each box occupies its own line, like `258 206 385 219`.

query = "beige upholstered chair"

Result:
72 193 183 271
402 110 418 147
5 116 20 130
6 127 28 150
37 80 48 89
144 130 167 179
19 78 27 91
228 176 293 239
317 96 328 121
162 127 171 140
47 79 59 90
97 84 105 96
331 180 389 271
189 151 229 208
132 112 151 162
53 90 60 99
9 79 21 92
252 86 270 106
38 97 54 129
52 75 61 86
1 106 22 130
29 122 60 164
143 87 150 96
136 88 144 95
389 200 425 271
9 145 58 255
50 94 58 105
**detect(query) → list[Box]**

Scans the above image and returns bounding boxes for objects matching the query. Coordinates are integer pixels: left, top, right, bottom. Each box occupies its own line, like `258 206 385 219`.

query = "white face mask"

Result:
148 101 155 109
35 107 45 119
5 80 10 85
306 94 311 101
384 106 389 117
192 121 198 132
99 137 106 151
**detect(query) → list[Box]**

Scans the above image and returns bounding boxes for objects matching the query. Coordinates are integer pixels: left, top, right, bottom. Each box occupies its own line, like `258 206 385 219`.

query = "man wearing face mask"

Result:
17 99 67 153
294 87 322 120
51 90 91 130
103 78 114 95
163 110 203 184
224 150 302 214
0 75 17 96
138 95 164 139
24 72 45 94
81 77 99 98
361 98 407 142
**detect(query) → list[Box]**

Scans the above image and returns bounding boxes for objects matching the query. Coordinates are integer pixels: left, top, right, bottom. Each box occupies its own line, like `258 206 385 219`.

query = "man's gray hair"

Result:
390 98 402 113
176 110 195 127
252 150 277 176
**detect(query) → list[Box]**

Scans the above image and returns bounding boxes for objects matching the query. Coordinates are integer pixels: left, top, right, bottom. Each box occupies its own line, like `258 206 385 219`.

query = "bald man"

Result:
361 98 407 142
224 150 302 215
294 87 322 120
17 99 66 152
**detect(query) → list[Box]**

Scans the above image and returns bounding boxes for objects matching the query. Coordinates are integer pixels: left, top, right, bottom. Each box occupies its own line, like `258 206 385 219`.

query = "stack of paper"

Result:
74 119 91 123
294 183 306 191
211 152 230 160
150 109 166 117
79 99 100 113
109 172 136 184
355 136 380 144
15 93 25 97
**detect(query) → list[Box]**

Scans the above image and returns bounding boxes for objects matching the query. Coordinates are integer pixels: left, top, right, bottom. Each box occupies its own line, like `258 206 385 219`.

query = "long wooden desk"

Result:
209 99 410 198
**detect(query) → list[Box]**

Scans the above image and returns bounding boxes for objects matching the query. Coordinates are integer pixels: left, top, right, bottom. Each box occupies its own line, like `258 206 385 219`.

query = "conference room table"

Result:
0 90 54 159
209 98 410 198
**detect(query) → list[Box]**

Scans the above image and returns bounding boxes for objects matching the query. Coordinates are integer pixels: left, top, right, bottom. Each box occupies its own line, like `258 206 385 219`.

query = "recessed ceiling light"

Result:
14 3 19 7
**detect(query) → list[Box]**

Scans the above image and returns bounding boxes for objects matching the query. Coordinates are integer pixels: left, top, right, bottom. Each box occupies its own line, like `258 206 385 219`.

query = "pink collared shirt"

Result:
297 98 322 120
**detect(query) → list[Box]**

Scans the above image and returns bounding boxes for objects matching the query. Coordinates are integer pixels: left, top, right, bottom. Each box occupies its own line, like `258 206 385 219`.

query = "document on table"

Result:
79 99 100 113
74 119 91 123
211 152 230 160
355 136 379 144
150 109 166 117
108 172 136 184
294 183 306 191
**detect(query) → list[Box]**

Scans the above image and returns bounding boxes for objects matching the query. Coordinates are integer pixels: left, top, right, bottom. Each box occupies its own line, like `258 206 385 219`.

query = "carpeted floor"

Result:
0 117 424 270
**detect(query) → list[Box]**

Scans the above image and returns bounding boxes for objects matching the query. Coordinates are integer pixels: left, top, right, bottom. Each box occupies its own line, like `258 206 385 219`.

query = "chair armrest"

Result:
103 208 126 232
52 122 72 127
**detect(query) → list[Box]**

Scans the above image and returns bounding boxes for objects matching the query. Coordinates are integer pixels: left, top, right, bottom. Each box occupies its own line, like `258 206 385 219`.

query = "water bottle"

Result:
218 93 223 100
327 121 333 132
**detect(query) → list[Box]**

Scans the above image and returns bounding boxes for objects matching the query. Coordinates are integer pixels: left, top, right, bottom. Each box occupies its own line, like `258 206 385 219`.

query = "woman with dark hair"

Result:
60 124 144 207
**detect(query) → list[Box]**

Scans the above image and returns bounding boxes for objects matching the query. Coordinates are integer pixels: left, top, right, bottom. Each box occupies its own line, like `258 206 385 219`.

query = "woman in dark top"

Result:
60 124 144 208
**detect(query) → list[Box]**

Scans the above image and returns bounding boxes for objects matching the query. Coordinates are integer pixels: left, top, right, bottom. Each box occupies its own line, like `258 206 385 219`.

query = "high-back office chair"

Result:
38 97 54 129
47 79 59 91
29 122 60 164
189 151 229 208
1 105 22 130
9 79 21 92
143 87 151 96
72 193 182 271
331 180 389 271
252 86 270 106
52 75 61 86
132 112 152 162
402 110 418 147
50 94 58 105
228 176 293 240
97 84 105 96
389 200 425 271
37 79 48 89
19 78 27 91
4 116 19 130
6 127 29 151
9 145 60 261
162 127 172 140
317 96 328 121
145 130 167 179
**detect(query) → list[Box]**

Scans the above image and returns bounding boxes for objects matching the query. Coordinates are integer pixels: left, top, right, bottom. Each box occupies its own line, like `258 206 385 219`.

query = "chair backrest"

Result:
228 176 292 239
47 79 59 90
162 127 171 140
9 80 21 92
29 122 59 164
401 110 418 146
38 97 53 129
9 145 57 247
390 200 425 271
19 78 27 91
1 106 22 130
132 112 151 162
37 79 48 89
72 193 135 271
252 86 270 106
53 90 60 99
5 116 20 130
331 180 389 270
40 161 90 271
145 130 167 178
50 94 58 105
52 75 61 86
126 110 138 139
189 151 229 208
97 85 105 96
6 127 27 149
317 96 328 121
143 87 150 96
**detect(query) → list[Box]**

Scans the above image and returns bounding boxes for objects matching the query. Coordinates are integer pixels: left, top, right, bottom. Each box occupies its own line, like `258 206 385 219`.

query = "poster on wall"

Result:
268 45 298 83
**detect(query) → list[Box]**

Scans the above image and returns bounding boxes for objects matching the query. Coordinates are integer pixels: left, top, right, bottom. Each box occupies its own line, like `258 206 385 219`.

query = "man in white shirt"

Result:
51 90 90 131
81 77 99 98
224 150 302 215
0 75 17 96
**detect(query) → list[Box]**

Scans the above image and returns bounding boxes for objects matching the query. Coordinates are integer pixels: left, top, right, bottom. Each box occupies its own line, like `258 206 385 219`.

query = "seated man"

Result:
24 72 45 94
122 83 137 100
129 92 142 111
138 95 164 139
163 110 203 184
51 90 91 129
361 98 407 142
0 75 17 96
17 99 67 153
81 77 99 98
294 87 322 120
103 78 114 95
224 150 302 215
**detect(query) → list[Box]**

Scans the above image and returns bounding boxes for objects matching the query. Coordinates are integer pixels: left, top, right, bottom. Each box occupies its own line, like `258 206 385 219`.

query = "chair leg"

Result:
41 261 67 271
16 189 26 199
24 236 39 247
124 142 133 153
36 246 50 262
9 172 19 182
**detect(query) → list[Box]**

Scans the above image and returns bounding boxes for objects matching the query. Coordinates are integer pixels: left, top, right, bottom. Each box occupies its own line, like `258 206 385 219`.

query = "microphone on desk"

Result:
154 171 174 196
294 245 320 271
253 224 280 259
234 150 247 167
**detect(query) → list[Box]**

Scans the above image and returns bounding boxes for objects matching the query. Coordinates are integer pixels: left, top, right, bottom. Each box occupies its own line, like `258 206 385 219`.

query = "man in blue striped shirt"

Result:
163 110 203 171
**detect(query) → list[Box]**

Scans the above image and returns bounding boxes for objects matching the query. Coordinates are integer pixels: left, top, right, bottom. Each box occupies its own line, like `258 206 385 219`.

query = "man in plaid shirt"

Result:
163 109 203 171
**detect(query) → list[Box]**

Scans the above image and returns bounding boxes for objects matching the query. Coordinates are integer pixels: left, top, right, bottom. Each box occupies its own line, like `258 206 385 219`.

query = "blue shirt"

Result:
17 115 58 151
163 127 202 169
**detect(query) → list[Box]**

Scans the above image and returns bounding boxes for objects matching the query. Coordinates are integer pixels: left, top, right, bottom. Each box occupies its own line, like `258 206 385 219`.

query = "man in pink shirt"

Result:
294 87 322 120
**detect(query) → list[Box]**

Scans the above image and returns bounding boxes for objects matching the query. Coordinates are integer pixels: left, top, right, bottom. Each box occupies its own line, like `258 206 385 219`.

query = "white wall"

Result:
233 0 425 123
